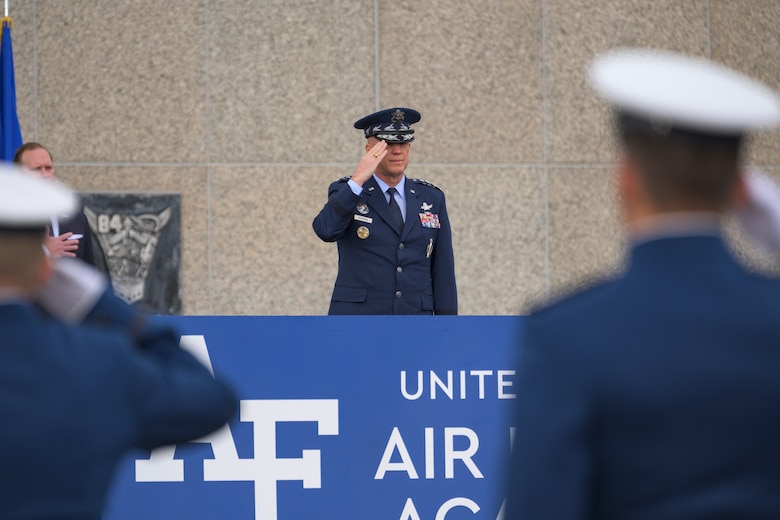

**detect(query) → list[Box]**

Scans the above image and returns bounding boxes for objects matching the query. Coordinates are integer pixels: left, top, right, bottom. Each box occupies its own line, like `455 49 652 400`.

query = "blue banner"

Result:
104 316 522 520
0 17 22 162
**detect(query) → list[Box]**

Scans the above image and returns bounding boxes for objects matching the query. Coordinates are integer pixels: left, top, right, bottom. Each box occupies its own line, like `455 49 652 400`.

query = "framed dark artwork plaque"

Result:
81 192 182 315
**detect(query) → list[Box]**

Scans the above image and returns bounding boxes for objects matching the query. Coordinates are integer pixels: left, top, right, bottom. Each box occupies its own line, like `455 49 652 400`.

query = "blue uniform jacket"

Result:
506 234 780 519
313 176 457 315
0 289 237 520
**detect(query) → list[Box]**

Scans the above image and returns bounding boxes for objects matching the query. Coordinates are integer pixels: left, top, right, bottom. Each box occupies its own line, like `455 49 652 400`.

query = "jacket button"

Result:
395 291 402 298
398 243 405 250
397 266 403 273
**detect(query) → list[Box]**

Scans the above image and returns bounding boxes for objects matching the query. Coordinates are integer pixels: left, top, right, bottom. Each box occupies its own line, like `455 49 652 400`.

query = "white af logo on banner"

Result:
135 335 339 520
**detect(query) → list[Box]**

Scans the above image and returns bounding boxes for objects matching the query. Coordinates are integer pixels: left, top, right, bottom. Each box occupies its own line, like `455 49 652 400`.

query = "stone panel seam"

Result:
205 0 214 314
541 0 551 298
374 0 380 110
32 0 38 139
706 0 711 59
55 161 626 169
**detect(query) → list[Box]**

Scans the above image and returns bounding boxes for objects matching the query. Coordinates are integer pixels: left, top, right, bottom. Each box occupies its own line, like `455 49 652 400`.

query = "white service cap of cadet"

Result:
0 164 77 228
588 48 780 134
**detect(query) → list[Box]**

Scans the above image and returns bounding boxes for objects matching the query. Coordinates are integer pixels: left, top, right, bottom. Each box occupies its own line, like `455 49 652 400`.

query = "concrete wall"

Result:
10 0 780 315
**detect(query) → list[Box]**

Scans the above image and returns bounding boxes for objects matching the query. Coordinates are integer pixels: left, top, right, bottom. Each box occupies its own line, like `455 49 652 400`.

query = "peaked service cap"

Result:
588 48 780 137
0 164 77 231
354 107 421 143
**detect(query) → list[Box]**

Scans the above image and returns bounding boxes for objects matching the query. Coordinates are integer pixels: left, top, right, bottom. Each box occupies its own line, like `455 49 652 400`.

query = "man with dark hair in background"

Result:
14 141 96 265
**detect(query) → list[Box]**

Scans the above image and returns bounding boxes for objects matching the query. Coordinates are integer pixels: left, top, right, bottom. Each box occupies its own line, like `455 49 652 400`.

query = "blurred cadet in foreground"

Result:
14 142 96 265
0 167 237 518
505 49 780 519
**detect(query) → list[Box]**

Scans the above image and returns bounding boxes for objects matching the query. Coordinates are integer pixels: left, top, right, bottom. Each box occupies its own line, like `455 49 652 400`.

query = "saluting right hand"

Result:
351 140 387 187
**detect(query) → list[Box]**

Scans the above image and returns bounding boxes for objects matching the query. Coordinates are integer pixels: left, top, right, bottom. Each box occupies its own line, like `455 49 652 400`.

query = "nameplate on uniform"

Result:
353 214 373 224
418 212 440 229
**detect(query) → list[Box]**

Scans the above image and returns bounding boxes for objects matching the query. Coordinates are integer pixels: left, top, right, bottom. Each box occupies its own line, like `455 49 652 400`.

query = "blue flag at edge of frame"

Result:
0 18 22 162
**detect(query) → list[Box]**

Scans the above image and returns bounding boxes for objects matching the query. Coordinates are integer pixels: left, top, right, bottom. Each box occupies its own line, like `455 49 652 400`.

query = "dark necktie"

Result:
387 187 404 232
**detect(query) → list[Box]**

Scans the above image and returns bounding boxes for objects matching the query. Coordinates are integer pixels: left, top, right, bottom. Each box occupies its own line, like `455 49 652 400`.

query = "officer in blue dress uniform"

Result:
0 167 237 518
505 49 780 519
313 108 457 315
